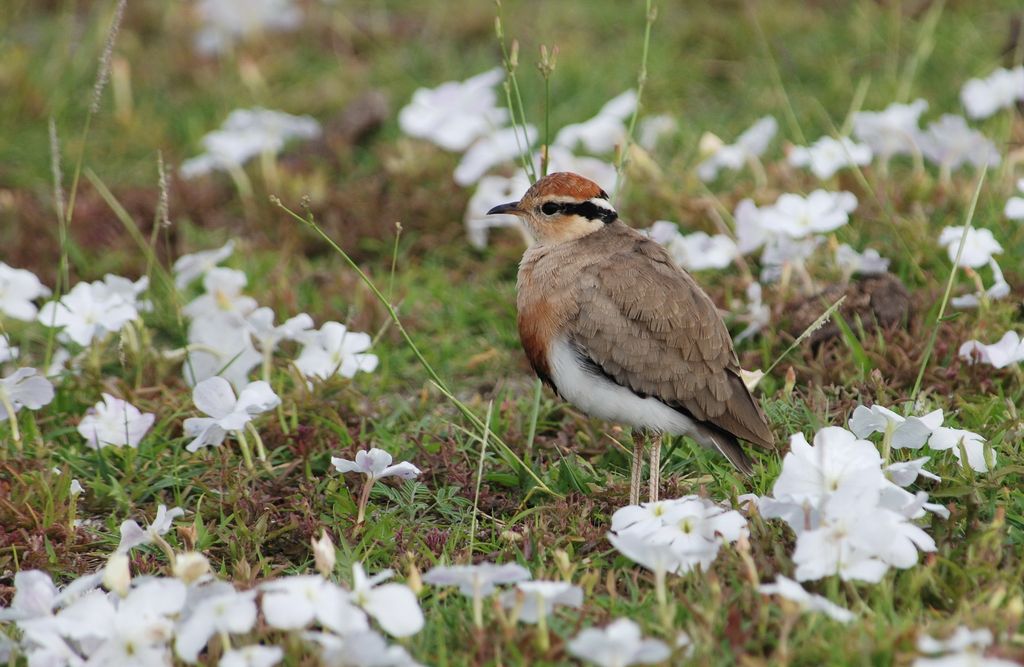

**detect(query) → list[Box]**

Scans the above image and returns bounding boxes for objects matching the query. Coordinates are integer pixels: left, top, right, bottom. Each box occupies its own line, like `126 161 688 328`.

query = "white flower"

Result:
500 581 584 624
835 244 890 276
959 331 1024 369
260 575 368 635
697 116 777 181
194 0 302 54
652 497 746 571
117 504 185 553
733 282 770 343
760 236 824 283
792 478 935 582
567 618 670 667
662 229 737 271
606 531 688 575
758 190 858 238
918 115 1000 172
848 405 944 449
69 478 84 496
398 68 509 152
758 576 854 623
952 259 1010 309
77 393 155 450
422 562 530 597
295 321 379 380
918 627 993 654
608 496 746 574
852 99 927 160
246 307 314 353
37 280 139 346
638 114 677 151
220 645 284 667
183 268 257 321
184 315 262 390
176 589 258 663
0 571 60 621
735 198 768 254
183 377 280 452
960 66 1024 120
181 108 321 178
350 563 424 637
788 136 872 180
0 334 18 364
885 457 941 487
929 427 993 473
771 428 883 507
303 630 423 667
938 226 1002 268
1006 178 1024 220
0 262 51 321
464 172 533 249
554 89 637 154
0 367 54 421
914 626 1017 667
332 448 422 482
454 125 537 187
173 239 236 290
99 274 151 313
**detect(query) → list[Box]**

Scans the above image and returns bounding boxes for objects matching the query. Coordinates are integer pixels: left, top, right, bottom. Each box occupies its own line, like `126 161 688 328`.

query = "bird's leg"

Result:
629 431 645 506
648 433 662 503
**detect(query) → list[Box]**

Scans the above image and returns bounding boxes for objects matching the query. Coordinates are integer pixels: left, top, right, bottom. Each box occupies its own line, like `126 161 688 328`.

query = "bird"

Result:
487 171 775 505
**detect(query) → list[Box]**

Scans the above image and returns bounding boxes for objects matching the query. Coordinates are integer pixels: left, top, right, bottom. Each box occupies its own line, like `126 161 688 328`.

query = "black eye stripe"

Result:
560 201 618 224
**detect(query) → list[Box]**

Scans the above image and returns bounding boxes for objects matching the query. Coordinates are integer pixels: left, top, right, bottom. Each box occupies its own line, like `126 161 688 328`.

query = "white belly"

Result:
548 337 699 436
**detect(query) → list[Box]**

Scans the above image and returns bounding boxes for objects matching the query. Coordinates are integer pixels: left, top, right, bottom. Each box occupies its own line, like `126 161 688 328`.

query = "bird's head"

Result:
487 172 617 244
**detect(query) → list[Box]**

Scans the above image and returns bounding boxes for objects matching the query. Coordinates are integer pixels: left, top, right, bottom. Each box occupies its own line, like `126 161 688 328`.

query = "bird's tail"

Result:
699 427 755 476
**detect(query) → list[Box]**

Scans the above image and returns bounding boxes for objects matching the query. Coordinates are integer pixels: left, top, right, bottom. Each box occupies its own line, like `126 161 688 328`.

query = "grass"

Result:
2 0 1024 664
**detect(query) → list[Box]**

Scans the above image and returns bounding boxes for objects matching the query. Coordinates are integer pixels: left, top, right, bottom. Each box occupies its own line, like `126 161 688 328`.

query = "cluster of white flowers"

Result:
960 66 1024 120
759 426 940 583
175 239 377 391
181 108 322 179
697 116 778 181
608 495 747 575
397 71 666 248
0 507 425 667
914 626 1019 667
0 242 378 458
37 275 148 348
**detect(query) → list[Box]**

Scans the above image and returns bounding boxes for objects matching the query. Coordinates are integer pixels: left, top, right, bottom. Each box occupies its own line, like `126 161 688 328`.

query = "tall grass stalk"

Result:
910 168 987 401
495 6 537 183
613 0 656 200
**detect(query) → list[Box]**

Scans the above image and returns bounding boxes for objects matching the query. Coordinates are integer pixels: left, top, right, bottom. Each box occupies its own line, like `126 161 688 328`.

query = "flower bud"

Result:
103 552 131 597
698 132 724 157
312 530 336 577
172 552 211 584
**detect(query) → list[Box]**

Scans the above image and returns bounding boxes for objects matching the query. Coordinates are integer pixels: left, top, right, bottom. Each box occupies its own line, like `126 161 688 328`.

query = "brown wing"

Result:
569 225 775 450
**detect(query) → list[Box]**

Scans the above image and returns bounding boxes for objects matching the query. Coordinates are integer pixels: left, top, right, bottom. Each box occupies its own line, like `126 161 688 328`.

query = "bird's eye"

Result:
541 202 560 215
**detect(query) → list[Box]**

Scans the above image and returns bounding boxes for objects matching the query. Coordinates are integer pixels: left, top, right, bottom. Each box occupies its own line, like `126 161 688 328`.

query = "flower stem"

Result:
472 575 484 631
246 421 268 464
234 429 255 471
1 392 21 447
655 564 673 633
356 477 374 525
535 598 549 653
881 420 895 464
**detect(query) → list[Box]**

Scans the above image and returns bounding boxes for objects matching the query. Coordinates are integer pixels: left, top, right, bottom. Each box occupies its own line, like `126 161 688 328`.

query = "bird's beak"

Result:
486 201 522 216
